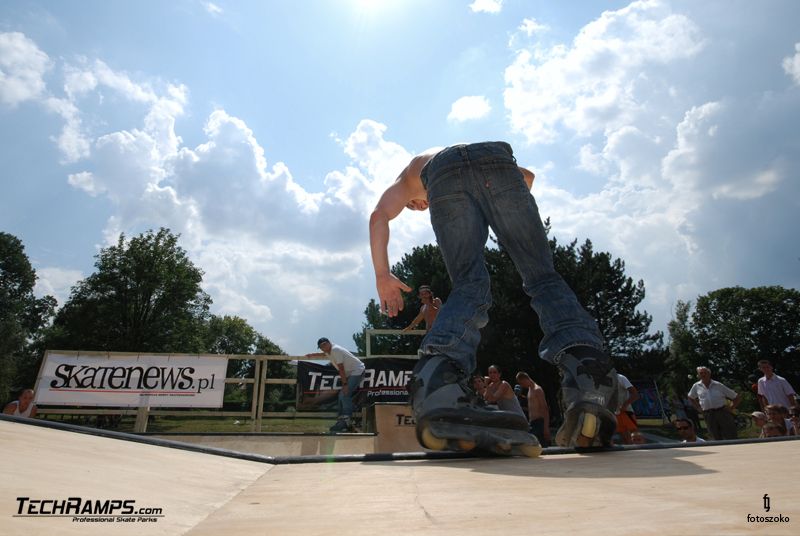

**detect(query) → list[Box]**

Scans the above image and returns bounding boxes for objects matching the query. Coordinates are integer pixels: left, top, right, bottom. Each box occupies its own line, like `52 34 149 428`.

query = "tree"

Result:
354 244 450 357
47 228 211 353
0 232 55 402
665 300 700 397
354 232 662 417
690 286 800 389
202 314 287 411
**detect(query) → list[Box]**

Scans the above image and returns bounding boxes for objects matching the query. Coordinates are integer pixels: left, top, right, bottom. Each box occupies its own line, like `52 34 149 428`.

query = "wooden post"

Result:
134 405 150 433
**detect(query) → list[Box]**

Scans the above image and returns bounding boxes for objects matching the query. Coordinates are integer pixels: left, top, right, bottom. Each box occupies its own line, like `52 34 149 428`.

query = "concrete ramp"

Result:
1 417 798 535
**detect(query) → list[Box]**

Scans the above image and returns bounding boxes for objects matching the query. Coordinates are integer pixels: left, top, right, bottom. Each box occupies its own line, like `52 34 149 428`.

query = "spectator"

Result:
630 431 647 445
764 404 792 436
3 389 37 418
483 365 526 419
756 360 797 410
762 421 787 438
402 285 443 333
306 337 365 432
471 375 487 400
750 411 768 438
788 407 799 436
674 417 705 443
515 372 551 447
615 373 640 445
688 366 741 440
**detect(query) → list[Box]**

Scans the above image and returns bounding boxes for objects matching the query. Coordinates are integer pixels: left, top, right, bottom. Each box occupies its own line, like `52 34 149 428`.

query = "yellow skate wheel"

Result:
421 427 448 451
576 413 598 448
456 439 476 452
519 444 543 458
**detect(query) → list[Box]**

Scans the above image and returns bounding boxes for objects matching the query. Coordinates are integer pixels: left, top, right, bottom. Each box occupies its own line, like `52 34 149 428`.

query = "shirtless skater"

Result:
369 141 618 453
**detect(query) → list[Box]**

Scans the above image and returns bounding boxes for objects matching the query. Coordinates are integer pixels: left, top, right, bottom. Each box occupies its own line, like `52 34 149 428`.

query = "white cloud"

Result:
519 18 548 37
204 2 223 16
34 267 83 305
504 0 704 143
469 0 503 14
44 97 91 163
0 32 51 107
447 95 491 122
783 43 800 86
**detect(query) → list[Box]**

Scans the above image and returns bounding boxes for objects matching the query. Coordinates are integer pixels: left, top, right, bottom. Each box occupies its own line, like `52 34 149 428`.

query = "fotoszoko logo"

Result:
747 494 790 525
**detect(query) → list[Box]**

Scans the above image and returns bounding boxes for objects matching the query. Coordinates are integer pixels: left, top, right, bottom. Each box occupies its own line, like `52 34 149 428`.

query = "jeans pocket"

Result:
477 162 525 194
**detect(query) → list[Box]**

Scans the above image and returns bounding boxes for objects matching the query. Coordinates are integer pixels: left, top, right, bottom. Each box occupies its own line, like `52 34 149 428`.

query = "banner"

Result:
297 358 415 411
35 351 228 408
630 379 665 418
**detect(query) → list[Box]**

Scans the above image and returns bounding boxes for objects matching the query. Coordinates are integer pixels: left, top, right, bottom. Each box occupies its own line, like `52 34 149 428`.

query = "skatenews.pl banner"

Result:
36 352 228 407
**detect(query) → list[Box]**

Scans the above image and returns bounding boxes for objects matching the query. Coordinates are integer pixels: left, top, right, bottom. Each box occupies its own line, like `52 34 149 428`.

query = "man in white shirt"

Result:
306 337 366 432
756 360 797 410
688 366 741 440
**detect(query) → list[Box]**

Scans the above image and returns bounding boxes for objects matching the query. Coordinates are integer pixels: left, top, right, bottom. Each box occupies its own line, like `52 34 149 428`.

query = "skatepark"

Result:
2 414 798 536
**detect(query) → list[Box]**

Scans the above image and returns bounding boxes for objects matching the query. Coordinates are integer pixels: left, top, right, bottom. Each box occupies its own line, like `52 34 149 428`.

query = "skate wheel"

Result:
519 444 543 458
456 439 476 452
421 427 448 451
494 443 512 454
576 413 599 448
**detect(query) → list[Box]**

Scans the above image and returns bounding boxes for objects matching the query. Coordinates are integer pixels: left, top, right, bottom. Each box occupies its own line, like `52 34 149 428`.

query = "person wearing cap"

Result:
306 338 366 432
750 411 768 437
687 366 741 440
402 285 443 333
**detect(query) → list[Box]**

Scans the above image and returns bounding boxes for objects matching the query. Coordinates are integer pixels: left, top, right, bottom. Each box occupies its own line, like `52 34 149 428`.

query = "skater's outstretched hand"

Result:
376 273 412 317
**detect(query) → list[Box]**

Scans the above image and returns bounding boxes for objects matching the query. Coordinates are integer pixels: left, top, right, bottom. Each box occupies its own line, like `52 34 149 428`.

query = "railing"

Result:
33 329 424 433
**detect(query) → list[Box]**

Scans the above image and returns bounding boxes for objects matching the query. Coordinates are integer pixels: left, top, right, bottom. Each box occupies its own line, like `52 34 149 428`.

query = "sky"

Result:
1 0 799 356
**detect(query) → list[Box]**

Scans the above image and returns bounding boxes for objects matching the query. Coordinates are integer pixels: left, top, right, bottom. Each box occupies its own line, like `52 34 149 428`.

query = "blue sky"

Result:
1 0 799 356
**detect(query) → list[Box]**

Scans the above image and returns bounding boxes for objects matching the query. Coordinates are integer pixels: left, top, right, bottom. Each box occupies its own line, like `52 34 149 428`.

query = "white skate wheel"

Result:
456 439 476 452
519 444 543 458
421 427 448 451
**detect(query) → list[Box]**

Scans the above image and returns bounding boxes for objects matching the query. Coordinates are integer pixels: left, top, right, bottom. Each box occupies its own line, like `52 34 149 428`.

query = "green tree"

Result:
0 232 56 402
47 228 211 353
665 300 699 396
354 232 662 416
202 314 287 411
690 286 800 389
354 244 450 357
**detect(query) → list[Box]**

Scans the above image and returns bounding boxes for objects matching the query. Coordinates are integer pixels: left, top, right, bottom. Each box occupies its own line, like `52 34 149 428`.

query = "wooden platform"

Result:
1 417 797 535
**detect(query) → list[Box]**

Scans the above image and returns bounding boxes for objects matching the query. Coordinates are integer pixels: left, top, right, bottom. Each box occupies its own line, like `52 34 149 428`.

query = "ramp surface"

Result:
1 418 797 535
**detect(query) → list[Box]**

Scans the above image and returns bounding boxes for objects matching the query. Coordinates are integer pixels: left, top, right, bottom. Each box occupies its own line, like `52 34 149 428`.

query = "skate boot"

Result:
329 417 350 433
553 345 619 449
408 355 542 457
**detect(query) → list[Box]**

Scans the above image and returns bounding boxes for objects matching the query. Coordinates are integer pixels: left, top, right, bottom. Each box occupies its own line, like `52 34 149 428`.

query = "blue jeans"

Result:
338 374 363 418
419 142 603 374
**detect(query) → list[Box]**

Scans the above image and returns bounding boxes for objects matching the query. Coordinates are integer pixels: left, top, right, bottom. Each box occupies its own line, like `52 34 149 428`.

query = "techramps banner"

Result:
296 358 415 410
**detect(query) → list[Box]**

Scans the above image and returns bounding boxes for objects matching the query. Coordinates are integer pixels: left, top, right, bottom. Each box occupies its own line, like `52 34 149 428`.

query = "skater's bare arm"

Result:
519 167 535 190
369 166 424 315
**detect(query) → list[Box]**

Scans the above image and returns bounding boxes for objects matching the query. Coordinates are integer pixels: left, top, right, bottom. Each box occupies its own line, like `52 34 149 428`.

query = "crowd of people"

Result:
466 358 798 446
